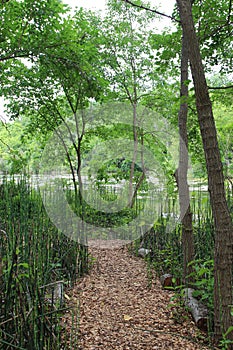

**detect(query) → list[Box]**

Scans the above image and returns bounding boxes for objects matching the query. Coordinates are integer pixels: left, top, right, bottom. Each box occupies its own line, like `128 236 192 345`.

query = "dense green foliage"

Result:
0 0 232 179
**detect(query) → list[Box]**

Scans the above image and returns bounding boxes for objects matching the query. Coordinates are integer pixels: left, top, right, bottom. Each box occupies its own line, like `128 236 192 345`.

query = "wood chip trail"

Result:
64 240 210 349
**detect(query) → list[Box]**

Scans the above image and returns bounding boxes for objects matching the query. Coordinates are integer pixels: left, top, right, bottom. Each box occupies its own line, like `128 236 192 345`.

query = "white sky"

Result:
0 0 176 121
64 0 176 29
64 0 175 16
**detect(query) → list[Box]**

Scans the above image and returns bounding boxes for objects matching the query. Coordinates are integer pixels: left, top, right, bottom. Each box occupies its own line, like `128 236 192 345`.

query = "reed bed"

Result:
0 177 87 349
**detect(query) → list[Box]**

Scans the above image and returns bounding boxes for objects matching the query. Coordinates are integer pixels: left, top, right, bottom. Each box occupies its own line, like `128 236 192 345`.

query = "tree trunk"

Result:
128 102 138 206
130 131 146 208
77 135 83 200
74 111 84 201
176 0 233 345
177 29 195 285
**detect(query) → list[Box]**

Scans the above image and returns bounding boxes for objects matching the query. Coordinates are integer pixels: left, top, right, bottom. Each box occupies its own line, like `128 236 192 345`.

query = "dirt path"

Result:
64 240 210 349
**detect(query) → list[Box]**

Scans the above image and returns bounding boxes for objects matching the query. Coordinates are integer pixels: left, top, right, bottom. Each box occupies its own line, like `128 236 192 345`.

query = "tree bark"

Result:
177 29 195 286
130 131 146 208
128 102 138 207
176 0 233 345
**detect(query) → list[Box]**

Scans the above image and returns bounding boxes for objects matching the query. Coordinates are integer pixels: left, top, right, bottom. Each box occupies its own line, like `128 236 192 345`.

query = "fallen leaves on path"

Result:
63 240 211 349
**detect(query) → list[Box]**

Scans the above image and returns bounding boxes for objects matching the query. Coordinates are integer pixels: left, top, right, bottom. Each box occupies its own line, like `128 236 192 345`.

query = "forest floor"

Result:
63 240 212 350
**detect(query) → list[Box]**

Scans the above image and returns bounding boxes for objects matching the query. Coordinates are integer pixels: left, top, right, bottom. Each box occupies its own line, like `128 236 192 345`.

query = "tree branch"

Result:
227 0 232 24
0 41 80 62
122 0 180 23
208 85 233 90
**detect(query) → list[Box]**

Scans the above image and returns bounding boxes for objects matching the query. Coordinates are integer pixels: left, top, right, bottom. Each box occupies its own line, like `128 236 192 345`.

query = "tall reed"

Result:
0 177 88 349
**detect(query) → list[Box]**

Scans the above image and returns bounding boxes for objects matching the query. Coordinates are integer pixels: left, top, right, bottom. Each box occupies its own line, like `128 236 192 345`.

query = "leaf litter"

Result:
62 239 212 349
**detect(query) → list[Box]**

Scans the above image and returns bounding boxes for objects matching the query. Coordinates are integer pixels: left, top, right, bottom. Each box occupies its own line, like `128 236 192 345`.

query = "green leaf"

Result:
224 326 233 337
18 262 29 269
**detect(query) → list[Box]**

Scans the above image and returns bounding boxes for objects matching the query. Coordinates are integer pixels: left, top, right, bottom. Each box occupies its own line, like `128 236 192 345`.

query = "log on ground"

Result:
160 274 181 288
184 288 208 331
160 274 173 287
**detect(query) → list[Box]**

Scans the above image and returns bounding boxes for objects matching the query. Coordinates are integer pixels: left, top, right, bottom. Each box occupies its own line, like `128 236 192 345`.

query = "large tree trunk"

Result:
176 0 233 345
177 30 195 285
